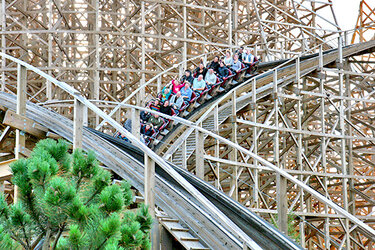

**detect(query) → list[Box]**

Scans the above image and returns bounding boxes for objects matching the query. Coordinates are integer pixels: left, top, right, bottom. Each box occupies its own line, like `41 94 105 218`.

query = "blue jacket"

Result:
180 86 193 101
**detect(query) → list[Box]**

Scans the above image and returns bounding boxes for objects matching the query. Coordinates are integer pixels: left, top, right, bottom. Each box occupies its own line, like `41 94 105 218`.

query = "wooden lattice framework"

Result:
2 0 374 249
351 0 375 73
0 0 339 124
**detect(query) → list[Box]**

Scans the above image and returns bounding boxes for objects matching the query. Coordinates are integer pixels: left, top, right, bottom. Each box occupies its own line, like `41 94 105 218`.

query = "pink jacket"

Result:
171 80 185 94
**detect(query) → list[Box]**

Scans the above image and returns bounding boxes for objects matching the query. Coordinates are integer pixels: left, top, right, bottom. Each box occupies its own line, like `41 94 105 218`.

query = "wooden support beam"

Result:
144 153 158 250
15 64 26 160
3 110 48 138
131 108 141 140
195 126 204 180
276 174 288 234
73 98 84 150
144 154 155 217
46 131 62 140
0 158 16 181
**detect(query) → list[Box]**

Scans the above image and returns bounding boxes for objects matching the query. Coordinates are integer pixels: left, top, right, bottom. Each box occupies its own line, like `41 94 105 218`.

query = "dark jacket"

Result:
194 67 207 78
141 126 154 137
180 70 194 84
235 50 244 62
159 105 172 116
140 111 150 122
218 66 229 78
207 61 220 72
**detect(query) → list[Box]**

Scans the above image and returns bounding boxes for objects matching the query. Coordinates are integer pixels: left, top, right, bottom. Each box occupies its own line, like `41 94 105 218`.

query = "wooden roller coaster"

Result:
0 0 375 249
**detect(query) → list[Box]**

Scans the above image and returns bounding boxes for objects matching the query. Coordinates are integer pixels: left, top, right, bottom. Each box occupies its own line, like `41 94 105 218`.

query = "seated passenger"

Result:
180 70 194 84
171 79 185 94
141 124 154 138
192 74 206 95
235 47 245 62
148 114 164 130
205 68 217 87
159 100 173 116
194 63 207 78
118 119 132 140
149 99 161 111
231 54 242 73
243 49 255 65
124 118 132 132
207 56 220 73
170 91 184 110
140 108 151 124
217 61 229 79
223 51 233 67
161 86 172 102
180 82 193 103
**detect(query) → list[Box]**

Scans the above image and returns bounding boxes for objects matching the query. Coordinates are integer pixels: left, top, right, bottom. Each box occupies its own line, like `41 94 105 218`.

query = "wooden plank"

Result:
0 158 16 181
73 98 84 149
46 131 62 139
19 147 31 158
3 110 48 138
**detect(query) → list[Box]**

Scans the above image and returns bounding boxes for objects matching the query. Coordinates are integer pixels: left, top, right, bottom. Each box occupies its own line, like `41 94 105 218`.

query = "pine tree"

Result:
0 139 152 249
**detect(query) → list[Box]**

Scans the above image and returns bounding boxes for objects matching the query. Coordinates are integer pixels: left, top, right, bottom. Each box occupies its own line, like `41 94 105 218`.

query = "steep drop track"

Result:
0 92 299 249
89 128 300 249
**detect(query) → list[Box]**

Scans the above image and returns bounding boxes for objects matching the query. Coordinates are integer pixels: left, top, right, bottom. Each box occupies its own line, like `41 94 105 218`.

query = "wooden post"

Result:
182 0 187 67
73 98 84 150
214 105 220 189
195 124 204 179
273 69 288 233
131 108 140 140
14 64 27 203
140 1 146 107
1 0 6 92
338 34 350 249
251 79 258 207
144 154 155 217
228 0 232 46
46 0 52 100
15 64 27 159
144 154 158 250
181 139 187 169
320 46 329 249
230 91 238 201
276 174 288 234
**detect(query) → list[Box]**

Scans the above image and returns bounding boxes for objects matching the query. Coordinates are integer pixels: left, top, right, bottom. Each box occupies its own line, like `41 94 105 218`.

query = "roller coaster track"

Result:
157 41 375 165
0 52 303 249
1 40 375 249
0 92 300 249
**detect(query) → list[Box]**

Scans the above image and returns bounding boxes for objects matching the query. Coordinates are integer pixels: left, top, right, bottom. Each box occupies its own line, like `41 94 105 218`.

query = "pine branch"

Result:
52 222 66 250
76 174 83 191
10 234 28 249
20 220 31 249
24 193 45 233
96 237 109 250
85 189 100 206
42 223 51 250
